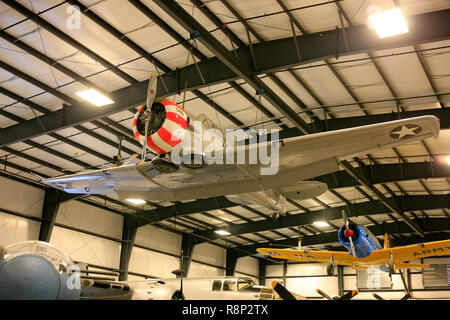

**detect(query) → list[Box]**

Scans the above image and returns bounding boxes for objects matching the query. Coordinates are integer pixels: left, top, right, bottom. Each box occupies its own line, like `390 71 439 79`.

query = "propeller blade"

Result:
316 288 333 300
337 290 359 300
372 292 385 300
373 292 412 300
349 236 357 258
146 73 158 111
401 292 413 300
141 73 158 161
271 281 297 300
341 209 356 257
141 119 150 161
342 209 349 228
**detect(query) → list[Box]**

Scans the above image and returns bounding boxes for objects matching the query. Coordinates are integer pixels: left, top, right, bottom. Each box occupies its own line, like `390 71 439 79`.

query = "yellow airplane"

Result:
257 212 450 275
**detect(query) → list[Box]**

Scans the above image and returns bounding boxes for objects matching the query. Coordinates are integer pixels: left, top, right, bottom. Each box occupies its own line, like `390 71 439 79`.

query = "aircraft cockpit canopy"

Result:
212 277 258 292
237 277 257 291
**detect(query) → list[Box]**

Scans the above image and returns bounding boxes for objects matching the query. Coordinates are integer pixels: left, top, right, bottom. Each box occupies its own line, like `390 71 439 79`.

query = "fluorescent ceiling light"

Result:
76 89 114 106
125 198 146 205
215 229 231 236
368 8 408 38
313 221 329 228
446 156 450 165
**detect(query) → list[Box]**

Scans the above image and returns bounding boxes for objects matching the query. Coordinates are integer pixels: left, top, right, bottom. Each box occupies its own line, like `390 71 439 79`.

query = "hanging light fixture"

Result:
368 8 409 38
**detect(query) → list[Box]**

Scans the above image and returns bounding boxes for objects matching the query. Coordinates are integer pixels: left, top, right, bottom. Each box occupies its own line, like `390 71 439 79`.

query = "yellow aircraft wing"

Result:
257 239 450 269
256 248 356 266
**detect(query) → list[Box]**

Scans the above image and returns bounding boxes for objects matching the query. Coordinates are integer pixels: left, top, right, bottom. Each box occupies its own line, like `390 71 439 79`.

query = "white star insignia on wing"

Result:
390 125 419 139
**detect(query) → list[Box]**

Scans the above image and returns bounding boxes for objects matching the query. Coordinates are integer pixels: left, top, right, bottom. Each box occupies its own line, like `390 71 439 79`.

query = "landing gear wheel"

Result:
152 158 179 173
327 264 337 276
389 263 395 275
272 212 280 220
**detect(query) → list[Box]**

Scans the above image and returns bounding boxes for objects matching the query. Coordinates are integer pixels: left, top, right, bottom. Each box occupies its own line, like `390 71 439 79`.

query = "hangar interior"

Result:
0 0 449 299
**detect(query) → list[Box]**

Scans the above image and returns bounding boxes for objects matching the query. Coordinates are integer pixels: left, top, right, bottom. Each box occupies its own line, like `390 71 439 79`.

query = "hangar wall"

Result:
51 200 123 269
190 243 226 277
235 256 259 278
128 225 181 279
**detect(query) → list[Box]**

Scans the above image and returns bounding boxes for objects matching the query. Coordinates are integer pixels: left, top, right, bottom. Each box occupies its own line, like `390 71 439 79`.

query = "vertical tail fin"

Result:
384 233 390 249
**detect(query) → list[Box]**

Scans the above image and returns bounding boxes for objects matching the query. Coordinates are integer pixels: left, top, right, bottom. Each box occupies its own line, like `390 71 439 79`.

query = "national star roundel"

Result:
389 124 422 140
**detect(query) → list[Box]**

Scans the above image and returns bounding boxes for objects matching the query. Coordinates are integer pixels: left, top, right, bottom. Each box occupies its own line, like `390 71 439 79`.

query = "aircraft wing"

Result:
258 239 450 269
257 248 356 266
42 116 439 201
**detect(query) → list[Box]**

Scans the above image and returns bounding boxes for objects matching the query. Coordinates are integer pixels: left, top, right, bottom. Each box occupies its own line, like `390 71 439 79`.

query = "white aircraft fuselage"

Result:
127 276 274 300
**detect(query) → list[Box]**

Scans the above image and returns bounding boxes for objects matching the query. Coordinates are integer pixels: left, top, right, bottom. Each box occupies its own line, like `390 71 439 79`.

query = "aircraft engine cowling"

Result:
133 99 188 154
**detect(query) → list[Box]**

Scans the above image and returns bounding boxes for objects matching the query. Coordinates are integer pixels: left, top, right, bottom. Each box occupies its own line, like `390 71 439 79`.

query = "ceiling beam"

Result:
0 28 106 94
138 194 449 230
194 0 313 127
153 0 312 134
2 0 137 84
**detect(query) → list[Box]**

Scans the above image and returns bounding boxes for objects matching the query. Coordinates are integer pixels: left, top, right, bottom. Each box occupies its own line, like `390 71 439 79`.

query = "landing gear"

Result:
272 212 280 220
388 251 395 275
388 263 395 276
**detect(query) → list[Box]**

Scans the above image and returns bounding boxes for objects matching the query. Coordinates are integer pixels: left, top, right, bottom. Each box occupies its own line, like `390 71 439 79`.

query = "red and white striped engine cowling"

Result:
132 100 188 154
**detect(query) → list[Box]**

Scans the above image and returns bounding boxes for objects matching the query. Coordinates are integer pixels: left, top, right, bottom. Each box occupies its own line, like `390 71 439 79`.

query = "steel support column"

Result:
38 189 62 242
226 248 238 276
337 266 344 296
39 189 78 242
258 258 266 286
181 234 196 277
